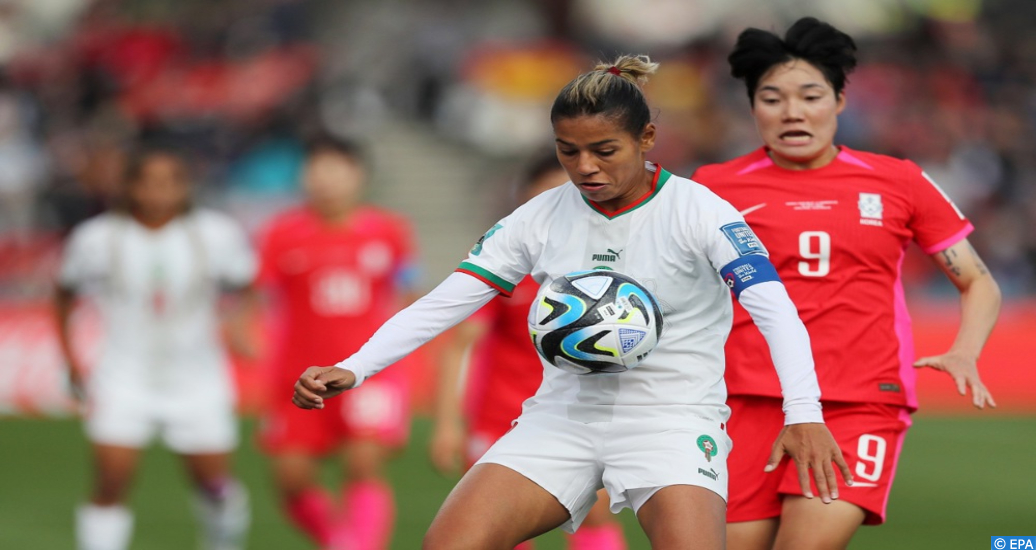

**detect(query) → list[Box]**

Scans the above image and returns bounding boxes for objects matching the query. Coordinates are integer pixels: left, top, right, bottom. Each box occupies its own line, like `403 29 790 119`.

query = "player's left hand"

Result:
767 423 853 504
914 351 996 409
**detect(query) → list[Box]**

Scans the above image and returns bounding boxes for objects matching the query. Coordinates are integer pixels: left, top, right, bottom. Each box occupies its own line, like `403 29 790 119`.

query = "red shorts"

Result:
726 396 912 525
259 376 411 455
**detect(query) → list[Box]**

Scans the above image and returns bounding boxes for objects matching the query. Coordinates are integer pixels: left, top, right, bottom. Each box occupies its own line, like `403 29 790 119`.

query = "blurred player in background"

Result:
692 16 1002 550
256 135 421 550
55 147 256 550
430 152 627 550
294 55 850 550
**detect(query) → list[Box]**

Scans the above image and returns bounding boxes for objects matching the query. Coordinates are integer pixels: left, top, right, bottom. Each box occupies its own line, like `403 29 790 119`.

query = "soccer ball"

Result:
528 270 663 374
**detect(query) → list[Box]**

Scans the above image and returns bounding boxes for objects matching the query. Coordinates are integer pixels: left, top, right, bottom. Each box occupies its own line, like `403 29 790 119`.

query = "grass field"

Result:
1 415 1032 549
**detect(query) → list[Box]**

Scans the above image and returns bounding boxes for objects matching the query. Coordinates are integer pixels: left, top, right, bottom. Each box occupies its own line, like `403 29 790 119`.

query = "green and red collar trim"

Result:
581 165 671 220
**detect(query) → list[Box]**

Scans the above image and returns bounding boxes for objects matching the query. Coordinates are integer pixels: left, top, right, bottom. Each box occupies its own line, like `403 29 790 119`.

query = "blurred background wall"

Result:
0 0 1033 414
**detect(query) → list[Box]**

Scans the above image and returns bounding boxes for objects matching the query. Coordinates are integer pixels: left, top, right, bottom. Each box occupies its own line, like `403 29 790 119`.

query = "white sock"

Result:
193 479 250 550
76 504 133 550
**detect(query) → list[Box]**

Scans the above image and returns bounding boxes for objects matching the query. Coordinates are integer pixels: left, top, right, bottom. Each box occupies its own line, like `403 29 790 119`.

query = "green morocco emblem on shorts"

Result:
697 435 718 463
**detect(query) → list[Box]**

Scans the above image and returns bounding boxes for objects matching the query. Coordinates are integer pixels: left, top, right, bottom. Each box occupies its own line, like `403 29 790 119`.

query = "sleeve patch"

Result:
720 254 781 299
720 222 766 257
470 223 503 256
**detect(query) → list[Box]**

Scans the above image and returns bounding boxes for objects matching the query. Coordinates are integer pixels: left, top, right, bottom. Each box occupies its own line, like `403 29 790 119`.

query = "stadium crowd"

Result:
0 0 1033 299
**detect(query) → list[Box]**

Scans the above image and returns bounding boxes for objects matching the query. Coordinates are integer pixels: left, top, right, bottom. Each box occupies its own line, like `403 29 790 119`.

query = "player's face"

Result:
751 59 845 170
302 152 364 218
522 168 569 203
128 154 190 223
553 114 656 212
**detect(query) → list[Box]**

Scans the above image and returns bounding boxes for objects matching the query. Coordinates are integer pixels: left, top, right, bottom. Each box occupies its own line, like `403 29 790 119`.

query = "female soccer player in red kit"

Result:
257 136 420 550
430 152 627 550
692 17 1001 550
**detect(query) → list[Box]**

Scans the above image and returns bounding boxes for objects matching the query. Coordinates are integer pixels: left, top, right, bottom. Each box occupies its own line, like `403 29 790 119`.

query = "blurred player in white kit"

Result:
55 146 257 550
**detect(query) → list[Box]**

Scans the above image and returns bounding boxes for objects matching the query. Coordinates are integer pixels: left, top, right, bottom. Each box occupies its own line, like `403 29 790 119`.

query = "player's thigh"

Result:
341 437 395 481
772 496 865 550
727 519 779 550
635 484 726 550
424 463 571 550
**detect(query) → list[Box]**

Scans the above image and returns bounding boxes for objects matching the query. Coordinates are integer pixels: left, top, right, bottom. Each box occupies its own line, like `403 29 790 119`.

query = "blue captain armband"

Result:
720 254 782 299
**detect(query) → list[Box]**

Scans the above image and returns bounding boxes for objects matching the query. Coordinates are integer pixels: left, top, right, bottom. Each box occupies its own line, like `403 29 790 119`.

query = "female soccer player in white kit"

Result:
293 55 852 549
55 148 256 550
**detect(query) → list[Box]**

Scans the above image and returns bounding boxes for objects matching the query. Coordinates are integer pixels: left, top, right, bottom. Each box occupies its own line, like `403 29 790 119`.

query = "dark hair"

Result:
550 55 658 137
305 133 367 167
729 17 857 102
124 145 189 185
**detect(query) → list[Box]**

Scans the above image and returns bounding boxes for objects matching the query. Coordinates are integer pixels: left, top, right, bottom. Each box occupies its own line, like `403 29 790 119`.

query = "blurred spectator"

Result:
0 0 1032 296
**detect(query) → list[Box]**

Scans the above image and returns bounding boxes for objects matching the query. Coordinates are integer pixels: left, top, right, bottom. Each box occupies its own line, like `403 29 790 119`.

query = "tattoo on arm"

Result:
941 248 963 277
967 243 990 276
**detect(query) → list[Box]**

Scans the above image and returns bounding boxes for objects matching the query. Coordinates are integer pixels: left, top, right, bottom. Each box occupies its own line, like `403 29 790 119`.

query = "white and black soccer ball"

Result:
528 270 663 374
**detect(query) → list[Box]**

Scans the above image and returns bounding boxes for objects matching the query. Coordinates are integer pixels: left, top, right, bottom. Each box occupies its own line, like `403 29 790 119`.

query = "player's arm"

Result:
293 272 500 409
222 282 262 362
916 238 1000 408
721 253 854 502
53 283 85 400
430 319 489 474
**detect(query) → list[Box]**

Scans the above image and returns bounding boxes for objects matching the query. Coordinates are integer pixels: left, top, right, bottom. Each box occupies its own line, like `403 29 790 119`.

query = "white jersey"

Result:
59 209 256 391
458 165 758 424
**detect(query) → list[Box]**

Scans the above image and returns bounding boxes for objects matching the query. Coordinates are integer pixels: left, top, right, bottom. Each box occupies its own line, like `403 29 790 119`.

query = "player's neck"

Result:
131 210 179 230
312 203 357 226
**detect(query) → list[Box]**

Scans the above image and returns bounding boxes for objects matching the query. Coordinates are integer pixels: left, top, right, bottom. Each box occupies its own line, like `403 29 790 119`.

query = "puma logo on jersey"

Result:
591 248 622 262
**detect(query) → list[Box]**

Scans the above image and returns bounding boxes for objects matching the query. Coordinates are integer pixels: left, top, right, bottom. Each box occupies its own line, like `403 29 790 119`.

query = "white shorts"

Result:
475 412 731 533
85 374 238 454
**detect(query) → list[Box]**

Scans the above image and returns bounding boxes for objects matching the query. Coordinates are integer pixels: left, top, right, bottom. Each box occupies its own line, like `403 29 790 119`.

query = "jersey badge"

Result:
697 434 718 462
471 223 502 256
720 222 766 256
859 193 883 227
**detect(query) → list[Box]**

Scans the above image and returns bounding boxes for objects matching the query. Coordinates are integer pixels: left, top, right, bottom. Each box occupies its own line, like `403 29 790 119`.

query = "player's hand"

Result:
767 423 853 504
429 421 465 475
914 351 996 409
292 366 356 409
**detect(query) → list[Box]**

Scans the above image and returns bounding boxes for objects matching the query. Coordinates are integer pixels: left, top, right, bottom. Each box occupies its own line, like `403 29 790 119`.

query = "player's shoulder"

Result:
835 147 924 178
353 204 414 229
67 211 121 243
689 148 769 185
663 169 736 211
190 207 247 235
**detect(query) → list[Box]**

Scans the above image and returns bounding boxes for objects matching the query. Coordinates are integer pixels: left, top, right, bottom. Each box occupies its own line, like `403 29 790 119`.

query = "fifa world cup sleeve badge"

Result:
697 435 718 462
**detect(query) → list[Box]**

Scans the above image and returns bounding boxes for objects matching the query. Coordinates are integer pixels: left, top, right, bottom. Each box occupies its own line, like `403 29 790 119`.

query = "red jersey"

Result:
259 206 418 374
463 276 543 435
693 147 972 409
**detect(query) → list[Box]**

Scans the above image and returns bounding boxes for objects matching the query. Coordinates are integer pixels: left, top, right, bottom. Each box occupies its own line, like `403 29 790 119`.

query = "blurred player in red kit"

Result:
692 17 1002 550
430 152 627 550
257 135 421 549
